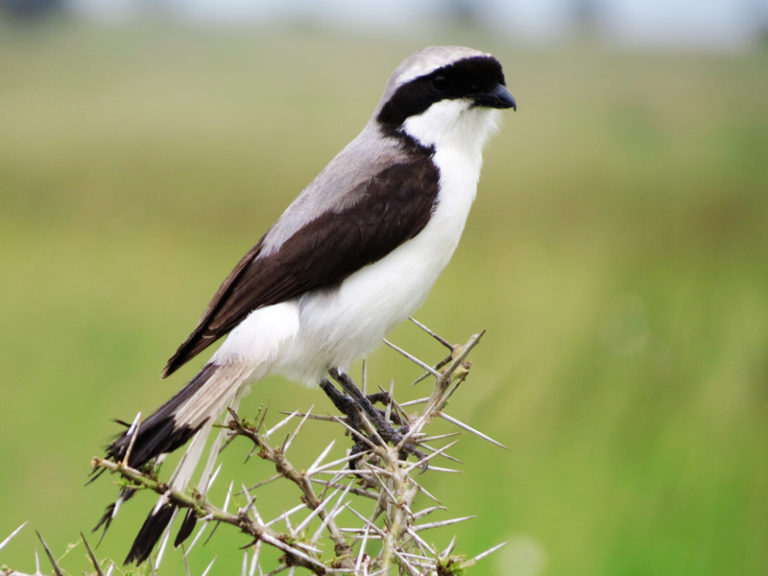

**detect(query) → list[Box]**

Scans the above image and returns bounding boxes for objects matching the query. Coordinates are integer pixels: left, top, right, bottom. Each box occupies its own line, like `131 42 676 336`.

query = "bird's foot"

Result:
321 369 426 469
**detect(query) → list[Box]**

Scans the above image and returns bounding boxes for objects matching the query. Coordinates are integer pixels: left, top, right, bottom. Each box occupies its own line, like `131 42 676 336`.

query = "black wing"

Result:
163 157 439 377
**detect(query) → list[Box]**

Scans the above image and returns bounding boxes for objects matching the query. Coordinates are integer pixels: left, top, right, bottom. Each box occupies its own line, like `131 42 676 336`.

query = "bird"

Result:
96 44 515 565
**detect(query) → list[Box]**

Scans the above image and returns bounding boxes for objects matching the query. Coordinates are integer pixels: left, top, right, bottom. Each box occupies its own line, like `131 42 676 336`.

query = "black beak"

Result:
474 84 517 111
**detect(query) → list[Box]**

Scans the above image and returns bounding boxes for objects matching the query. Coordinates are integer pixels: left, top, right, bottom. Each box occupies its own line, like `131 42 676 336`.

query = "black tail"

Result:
125 504 176 565
94 363 220 563
106 363 217 469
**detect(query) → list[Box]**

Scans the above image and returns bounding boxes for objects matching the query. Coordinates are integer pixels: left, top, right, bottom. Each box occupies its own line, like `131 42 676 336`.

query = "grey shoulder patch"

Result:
261 124 411 255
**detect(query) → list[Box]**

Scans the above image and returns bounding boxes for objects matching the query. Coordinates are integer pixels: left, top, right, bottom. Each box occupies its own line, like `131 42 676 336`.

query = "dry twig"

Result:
6 324 505 576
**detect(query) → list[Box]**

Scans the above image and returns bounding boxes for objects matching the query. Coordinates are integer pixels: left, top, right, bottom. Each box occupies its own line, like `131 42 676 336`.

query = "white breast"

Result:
278 106 501 384
278 165 475 384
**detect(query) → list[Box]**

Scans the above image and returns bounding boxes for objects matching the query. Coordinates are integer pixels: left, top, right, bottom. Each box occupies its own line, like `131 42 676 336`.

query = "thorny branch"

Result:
4 322 507 576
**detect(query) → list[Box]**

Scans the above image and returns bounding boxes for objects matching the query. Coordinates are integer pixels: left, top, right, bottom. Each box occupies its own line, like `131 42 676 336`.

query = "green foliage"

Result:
437 555 466 576
1 22 767 576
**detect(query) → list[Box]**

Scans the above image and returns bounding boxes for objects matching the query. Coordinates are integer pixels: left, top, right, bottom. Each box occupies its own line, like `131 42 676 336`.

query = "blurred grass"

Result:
1 21 767 576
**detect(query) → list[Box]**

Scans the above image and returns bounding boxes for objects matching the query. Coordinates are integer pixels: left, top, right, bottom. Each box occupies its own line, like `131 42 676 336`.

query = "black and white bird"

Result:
97 45 515 564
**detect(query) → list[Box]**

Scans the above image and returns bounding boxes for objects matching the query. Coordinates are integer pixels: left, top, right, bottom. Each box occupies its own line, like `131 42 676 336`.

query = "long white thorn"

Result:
408 316 454 350
370 470 398 505
399 396 430 407
355 524 371 571
413 505 448 519
295 487 341 535
222 481 234 513
403 439 460 474
122 411 142 467
469 541 507 564
438 411 508 449
204 463 223 495
306 439 336 476
310 477 378 500
184 522 209 558
389 546 420 576
413 515 476 532
411 477 441 505
265 504 307 528
0 521 27 552
308 450 373 476
405 526 435 554
264 411 300 439
330 415 377 450
420 431 462 443
200 556 217 576
383 339 442 377
418 440 463 464
283 406 313 453
383 380 395 423
311 483 353 544
345 507 388 539
240 484 263 524
244 473 283 493
439 535 457 559
248 541 261 576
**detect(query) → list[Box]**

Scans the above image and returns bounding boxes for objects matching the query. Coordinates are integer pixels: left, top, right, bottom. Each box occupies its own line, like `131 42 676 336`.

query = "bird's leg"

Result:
319 378 379 468
319 379 364 432
328 368 397 431
323 368 425 466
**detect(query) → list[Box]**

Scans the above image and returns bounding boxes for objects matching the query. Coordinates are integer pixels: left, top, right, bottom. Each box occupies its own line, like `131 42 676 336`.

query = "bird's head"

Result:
375 46 516 153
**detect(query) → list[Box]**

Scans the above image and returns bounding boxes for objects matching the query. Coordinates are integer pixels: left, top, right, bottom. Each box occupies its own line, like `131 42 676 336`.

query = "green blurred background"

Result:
1 8 767 576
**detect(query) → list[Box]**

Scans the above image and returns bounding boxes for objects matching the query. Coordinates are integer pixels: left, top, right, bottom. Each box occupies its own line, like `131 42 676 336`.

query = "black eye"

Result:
431 75 450 91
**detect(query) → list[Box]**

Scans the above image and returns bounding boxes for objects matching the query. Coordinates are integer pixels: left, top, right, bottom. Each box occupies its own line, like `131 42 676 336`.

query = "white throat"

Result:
402 99 502 163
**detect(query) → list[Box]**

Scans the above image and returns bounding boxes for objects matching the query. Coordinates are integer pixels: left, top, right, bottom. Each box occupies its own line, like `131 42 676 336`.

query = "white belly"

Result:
277 145 482 384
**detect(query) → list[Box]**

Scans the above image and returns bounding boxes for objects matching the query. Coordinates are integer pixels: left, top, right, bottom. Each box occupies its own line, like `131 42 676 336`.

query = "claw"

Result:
321 370 427 471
